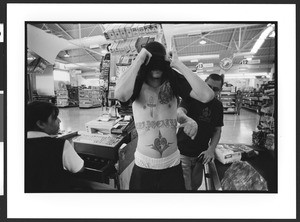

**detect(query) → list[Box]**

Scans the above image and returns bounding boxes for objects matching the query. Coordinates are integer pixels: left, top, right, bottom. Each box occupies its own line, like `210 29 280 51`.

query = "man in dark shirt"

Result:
177 73 224 190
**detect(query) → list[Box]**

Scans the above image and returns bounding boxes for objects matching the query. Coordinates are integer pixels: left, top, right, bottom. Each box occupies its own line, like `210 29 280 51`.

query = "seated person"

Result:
25 101 84 192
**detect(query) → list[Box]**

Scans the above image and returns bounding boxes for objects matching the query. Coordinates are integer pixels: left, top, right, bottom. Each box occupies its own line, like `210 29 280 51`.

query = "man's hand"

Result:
177 117 198 140
199 148 215 164
137 48 152 65
168 37 181 71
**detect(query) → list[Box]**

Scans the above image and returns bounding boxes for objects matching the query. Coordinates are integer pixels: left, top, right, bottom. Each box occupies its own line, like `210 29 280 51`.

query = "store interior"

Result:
26 23 276 191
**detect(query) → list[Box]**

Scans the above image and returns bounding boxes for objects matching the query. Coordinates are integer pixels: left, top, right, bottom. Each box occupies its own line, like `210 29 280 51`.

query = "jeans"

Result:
180 154 204 190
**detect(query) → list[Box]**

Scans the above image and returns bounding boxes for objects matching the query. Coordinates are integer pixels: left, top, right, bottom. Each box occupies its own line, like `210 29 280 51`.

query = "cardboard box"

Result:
125 24 133 37
106 25 116 40
131 24 139 37
119 24 127 39
129 39 137 52
215 144 255 164
137 24 146 35
215 144 241 164
103 24 111 40
113 25 122 40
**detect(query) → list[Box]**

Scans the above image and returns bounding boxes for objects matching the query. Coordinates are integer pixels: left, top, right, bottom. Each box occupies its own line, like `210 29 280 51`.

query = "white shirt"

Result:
27 131 84 173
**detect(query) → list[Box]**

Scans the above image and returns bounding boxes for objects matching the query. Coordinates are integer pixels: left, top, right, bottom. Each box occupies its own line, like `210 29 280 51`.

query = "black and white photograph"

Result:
25 22 277 193
3 3 297 220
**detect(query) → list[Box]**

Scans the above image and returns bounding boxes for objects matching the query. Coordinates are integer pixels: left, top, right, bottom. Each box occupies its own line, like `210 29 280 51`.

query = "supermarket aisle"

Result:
220 108 260 145
59 107 260 146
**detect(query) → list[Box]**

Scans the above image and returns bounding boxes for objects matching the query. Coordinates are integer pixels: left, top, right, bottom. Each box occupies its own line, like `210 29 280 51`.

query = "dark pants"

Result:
129 163 186 191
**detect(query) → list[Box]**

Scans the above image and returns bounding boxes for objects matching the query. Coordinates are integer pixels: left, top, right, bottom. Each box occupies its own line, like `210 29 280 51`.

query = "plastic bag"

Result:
221 161 268 191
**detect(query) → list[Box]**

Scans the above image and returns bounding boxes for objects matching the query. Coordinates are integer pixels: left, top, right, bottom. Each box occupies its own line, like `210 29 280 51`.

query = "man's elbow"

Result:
115 90 129 103
201 91 214 103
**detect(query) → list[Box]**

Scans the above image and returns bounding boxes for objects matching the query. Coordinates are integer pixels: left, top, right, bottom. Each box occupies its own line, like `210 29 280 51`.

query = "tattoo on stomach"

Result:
158 82 174 104
135 119 177 131
147 96 156 118
148 130 172 156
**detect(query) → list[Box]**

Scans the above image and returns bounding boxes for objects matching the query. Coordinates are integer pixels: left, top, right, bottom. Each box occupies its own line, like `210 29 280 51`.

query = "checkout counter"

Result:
60 114 276 192
59 113 136 191
202 144 276 192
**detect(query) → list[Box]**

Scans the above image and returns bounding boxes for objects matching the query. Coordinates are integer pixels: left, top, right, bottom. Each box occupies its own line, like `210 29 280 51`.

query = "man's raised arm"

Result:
169 38 214 103
115 48 151 102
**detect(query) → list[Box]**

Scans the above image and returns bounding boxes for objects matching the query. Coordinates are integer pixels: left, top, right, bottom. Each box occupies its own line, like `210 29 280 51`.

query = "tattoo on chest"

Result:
148 130 172 156
147 96 156 118
135 119 177 131
158 82 173 104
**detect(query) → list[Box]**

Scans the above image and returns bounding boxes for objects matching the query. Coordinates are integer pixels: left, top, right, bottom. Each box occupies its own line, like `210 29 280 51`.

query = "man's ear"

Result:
36 120 46 130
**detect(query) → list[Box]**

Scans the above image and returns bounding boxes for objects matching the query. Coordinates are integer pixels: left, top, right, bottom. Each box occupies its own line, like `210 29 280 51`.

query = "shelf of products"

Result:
103 23 164 109
56 89 69 107
78 86 103 109
242 91 263 113
220 86 237 114
55 86 79 108
252 80 275 151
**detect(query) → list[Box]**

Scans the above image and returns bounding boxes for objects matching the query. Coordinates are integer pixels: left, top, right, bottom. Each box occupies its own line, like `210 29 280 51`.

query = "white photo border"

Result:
7 3 296 219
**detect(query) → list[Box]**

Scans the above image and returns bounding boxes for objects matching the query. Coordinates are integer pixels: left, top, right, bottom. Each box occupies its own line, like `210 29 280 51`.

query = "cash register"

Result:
72 115 134 189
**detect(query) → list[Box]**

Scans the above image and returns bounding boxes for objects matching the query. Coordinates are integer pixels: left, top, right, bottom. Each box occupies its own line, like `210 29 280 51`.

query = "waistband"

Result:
134 149 180 170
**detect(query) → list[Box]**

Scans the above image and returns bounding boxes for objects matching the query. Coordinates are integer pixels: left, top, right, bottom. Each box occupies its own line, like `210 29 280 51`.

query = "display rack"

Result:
78 87 103 108
220 86 237 114
56 89 69 107
242 91 263 113
252 80 275 151
104 23 164 106
55 86 79 108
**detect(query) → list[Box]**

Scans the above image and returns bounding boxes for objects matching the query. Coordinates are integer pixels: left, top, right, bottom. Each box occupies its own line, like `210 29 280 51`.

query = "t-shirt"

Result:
177 97 224 157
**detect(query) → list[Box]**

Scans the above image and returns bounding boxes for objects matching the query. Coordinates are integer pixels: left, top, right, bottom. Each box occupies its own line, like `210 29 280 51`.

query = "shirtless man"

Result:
115 41 214 191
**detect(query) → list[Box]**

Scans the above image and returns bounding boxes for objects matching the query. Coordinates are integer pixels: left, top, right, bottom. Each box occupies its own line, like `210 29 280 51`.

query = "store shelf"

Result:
221 90 236 114
242 106 260 113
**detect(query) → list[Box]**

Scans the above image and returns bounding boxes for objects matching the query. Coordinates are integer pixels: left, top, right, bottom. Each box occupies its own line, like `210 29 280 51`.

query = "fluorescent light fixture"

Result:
28 56 35 60
199 40 207 45
90 44 100 49
101 49 108 54
179 54 219 61
251 24 275 54
190 59 198 63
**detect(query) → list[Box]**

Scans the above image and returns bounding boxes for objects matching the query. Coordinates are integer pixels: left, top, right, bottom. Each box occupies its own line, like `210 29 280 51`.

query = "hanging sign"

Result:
220 57 233 70
219 49 234 71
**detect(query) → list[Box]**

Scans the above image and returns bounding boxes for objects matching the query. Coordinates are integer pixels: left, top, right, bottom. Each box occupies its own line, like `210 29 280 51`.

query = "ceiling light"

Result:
90 44 100 49
28 56 35 60
251 24 275 54
190 59 198 63
101 49 108 54
199 40 207 45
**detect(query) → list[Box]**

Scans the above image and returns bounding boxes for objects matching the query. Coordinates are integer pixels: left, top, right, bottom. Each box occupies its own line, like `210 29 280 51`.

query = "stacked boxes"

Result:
103 23 161 41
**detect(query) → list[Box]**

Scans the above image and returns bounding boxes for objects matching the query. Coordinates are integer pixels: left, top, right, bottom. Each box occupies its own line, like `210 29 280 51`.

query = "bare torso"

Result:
132 81 178 158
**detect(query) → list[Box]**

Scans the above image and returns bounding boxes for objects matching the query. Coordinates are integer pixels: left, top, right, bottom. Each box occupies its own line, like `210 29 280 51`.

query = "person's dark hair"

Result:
206 73 224 87
131 41 180 101
26 101 59 132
